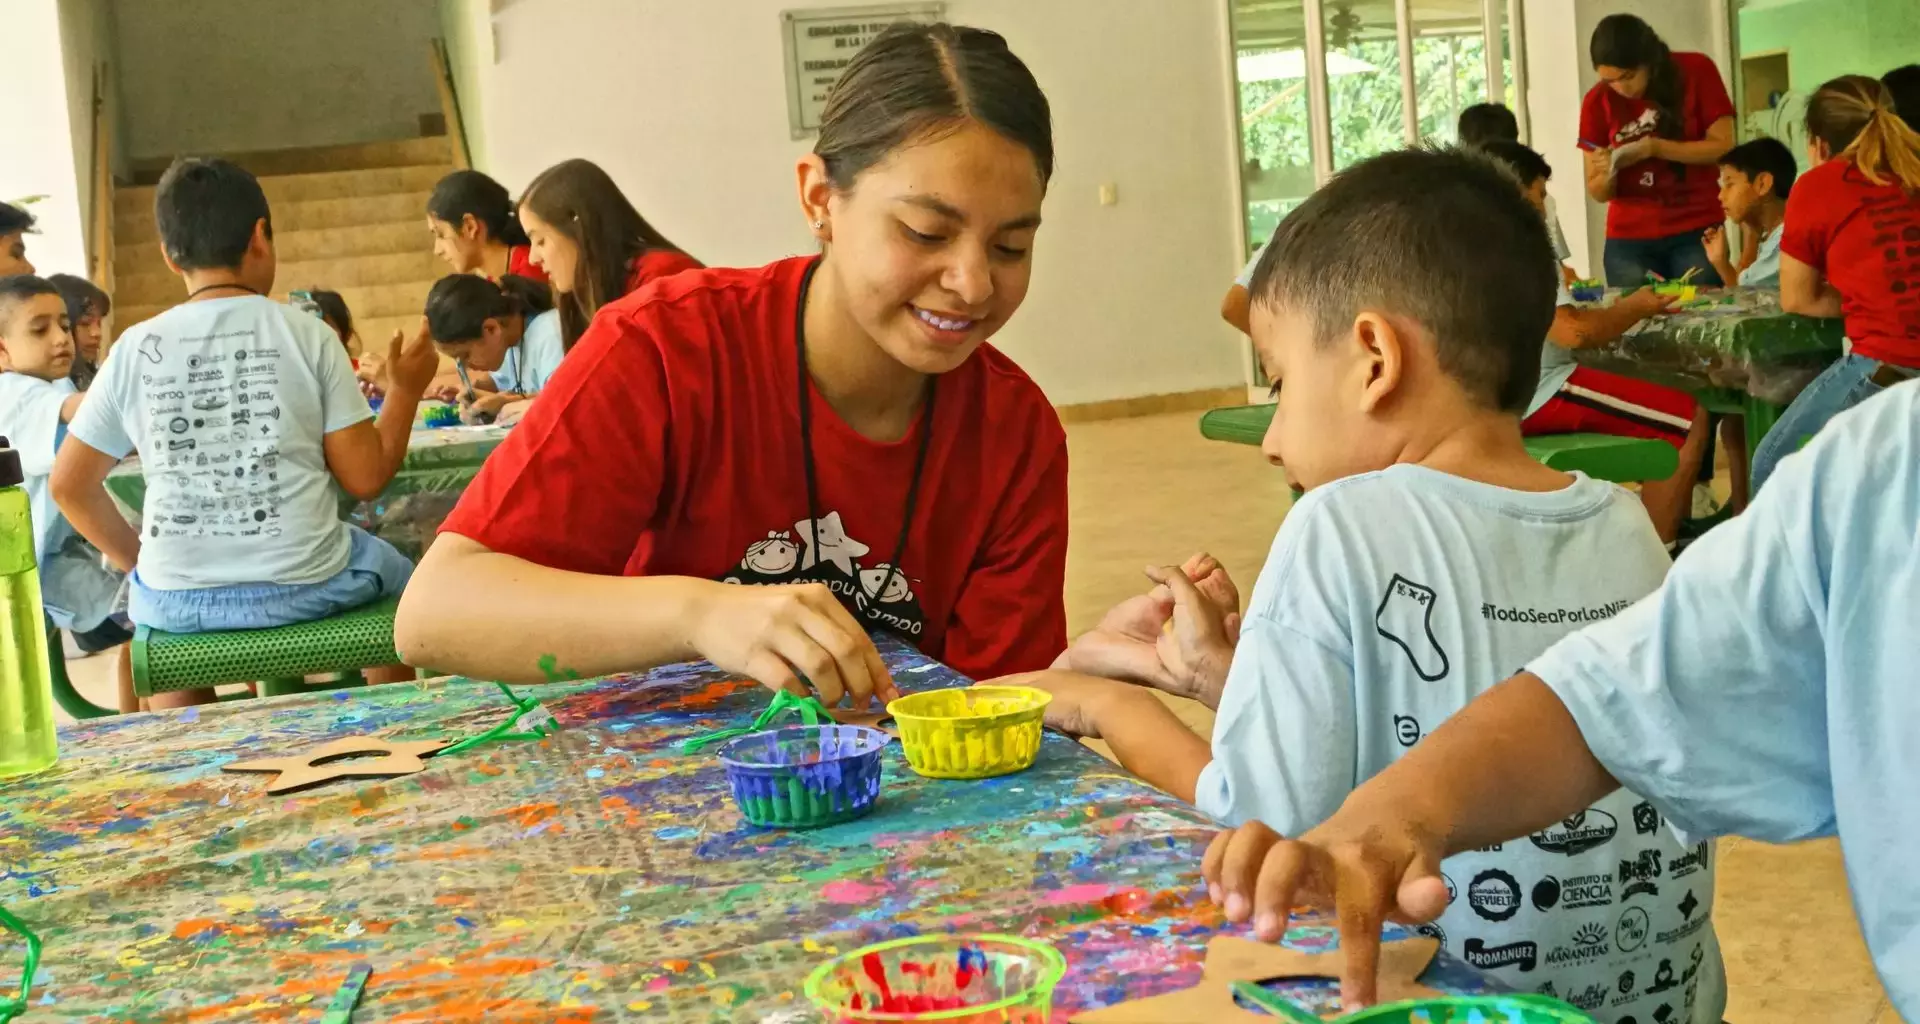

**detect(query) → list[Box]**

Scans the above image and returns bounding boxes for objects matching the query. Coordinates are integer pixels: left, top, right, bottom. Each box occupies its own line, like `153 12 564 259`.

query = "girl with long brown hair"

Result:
397 24 1069 705
515 159 701 349
1753 75 1920 492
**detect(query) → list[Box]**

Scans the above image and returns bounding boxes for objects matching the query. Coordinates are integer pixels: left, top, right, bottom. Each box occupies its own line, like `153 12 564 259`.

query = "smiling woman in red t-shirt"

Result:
1578 15 1736 286
395 24 1068 705
515 159 704 351
1749 75 1920 493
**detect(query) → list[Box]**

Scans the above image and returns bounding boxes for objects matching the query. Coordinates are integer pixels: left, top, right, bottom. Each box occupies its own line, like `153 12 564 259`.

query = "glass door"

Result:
1230 0 1321 258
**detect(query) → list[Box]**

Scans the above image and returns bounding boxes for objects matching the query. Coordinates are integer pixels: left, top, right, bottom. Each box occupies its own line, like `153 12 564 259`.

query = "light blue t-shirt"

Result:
1738 224 1784 288
489 309 564 395
1528 270 1580 417
0 372 75 562
1532 380 1920 1017
1197 464 1725 1020
69 296 373 591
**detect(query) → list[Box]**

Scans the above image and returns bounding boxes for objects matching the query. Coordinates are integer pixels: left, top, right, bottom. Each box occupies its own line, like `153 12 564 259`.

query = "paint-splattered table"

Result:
103 425 507 560
1 640 1498 1021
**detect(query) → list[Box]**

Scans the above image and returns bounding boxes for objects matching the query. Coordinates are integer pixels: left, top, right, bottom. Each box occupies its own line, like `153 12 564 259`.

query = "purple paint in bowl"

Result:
718 724 890 829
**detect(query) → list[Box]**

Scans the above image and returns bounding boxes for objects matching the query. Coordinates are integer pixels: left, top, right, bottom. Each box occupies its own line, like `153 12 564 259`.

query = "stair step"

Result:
114 219 428 277
117 191 433 245
115 279 435 335
116 251 448 308
116 164 452 219
129 136 453 185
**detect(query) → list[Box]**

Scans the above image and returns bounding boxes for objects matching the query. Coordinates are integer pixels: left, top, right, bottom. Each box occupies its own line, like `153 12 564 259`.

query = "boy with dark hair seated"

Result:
1704 137 1797 288
994 147 1725 1020
50 158 441 707
1480 140 1709 548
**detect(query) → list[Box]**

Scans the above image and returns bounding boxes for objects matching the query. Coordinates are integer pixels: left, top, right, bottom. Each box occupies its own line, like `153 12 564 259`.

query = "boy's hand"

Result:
1621 287 1679 318
1202 816 1451 1010
989 670 1129 738
1703 225 1728 266
385 318 441 398
1144 563 1239 709
496 399 534 427
1065 553 1238 695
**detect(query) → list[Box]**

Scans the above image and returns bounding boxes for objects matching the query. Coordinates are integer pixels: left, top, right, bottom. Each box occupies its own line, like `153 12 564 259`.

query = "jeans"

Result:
1750 352 1885 495
1603 229 1724 288
128 525 414 633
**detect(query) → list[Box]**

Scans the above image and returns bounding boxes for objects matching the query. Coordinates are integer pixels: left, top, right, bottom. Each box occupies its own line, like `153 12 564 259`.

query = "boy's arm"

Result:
48 439 140 572
60 392 84 422
325 321 439 500
1703 226 1739 289
1000 670 1213 801
1548 288 1674 350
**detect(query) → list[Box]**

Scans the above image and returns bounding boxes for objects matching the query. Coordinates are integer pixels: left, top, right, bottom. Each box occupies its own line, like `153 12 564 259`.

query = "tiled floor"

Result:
54 410 1893 1020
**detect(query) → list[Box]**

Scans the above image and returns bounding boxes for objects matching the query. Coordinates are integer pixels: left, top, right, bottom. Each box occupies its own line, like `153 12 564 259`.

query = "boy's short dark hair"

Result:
1458 103 1520 147
1718 138 1798 200
0 274 59 327
1479 140 1553 187
1249 147 1556 415
1882 64 1920 131
153 158 273 271
0 202 35 237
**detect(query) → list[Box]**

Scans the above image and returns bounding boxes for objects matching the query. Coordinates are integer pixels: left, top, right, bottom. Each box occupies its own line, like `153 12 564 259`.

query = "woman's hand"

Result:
1611 136 1659 169
686 580 898 708
1143 563 1240 709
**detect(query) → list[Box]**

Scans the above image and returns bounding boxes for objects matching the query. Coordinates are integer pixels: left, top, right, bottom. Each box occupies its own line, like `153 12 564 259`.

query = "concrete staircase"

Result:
112 136 455 357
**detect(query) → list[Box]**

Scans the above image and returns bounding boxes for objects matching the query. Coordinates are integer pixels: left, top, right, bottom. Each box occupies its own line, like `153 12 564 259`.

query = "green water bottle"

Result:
0 436 58 779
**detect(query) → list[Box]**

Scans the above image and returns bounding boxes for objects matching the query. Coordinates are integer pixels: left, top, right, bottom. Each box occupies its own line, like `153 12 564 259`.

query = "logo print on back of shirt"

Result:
1615 906 1650 952
1374 575 1450 680
137 333 164 364
1632 800 1661 835
1668 841 1710 879
1676 889 1699 921
1529 808 1618 855
1393 714 1421 747
1645 958 1680 994
1467 869 1520 922
1532 876 1561 911
1462 938 1538 972
1618 849 1663 900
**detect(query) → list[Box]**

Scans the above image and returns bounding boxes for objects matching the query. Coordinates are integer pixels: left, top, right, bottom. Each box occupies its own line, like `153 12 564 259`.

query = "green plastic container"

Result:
0 437 58 780
1334 995 1597 1023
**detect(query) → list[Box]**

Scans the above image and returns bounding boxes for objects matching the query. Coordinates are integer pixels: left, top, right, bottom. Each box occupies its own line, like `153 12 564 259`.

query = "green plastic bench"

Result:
1198 405 1679 483
130 597 402 699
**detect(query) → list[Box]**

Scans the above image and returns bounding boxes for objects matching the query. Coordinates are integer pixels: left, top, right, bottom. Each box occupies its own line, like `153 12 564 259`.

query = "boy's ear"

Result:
1753 170 1774 198
1350 311 1405 413
249 218 273 257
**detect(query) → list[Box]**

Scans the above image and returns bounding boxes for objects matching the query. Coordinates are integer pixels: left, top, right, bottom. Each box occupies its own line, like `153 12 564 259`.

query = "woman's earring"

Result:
813 220 825 230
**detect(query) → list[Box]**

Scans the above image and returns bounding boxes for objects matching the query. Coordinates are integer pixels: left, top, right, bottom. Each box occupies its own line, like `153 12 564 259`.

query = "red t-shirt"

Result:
439 256 1070 680
626 248 703 296
504 245 548 284
1781 157 1920 367
1578 51 1735 240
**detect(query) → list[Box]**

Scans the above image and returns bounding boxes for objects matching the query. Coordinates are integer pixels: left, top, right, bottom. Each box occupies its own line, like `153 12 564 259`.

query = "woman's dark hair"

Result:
46 273 109 323
0 202 35 237
815 22 1053 192
1457 103 1520 147
1805 75 1920 190
425 273 553 344
306 289 354 342
1590 15 1684 141
427 170 529 247
518 159 685 350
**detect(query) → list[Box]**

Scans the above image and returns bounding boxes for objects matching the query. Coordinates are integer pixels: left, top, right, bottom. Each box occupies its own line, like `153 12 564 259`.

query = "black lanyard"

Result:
793 260 936 613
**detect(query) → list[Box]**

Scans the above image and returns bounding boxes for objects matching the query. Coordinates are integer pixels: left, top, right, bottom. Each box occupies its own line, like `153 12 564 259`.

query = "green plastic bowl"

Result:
1334 995 1596 1023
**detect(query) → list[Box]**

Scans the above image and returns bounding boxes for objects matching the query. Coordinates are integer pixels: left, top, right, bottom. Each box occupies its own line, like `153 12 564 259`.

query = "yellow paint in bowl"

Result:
885 686 1050 779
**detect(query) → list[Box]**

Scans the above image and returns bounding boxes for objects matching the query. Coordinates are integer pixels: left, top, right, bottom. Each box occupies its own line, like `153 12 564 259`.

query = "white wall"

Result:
476 0 1249 406
0 0 88 278
111 0 443 159
1525 0 1731 277
438 0 494 170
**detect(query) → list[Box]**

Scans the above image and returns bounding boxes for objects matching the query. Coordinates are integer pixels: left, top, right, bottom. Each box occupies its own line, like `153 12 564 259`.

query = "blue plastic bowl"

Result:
718 725 890 828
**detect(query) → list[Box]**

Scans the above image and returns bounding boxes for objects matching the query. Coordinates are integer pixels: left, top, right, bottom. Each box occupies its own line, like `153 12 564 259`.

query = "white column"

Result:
1303 0 1335 184
1396 0 1419 144
1508 0 1531 142
1483 0 1504 102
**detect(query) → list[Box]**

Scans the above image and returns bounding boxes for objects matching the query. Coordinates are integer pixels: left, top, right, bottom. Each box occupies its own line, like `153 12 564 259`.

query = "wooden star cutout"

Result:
223 736 452 794
826 706 901 737
1072 935 1441 1023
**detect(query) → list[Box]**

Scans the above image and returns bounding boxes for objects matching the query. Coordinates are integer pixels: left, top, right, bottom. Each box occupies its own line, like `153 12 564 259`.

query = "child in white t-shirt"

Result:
423 273 563 426
0 274 135 709
50 158 441 708
992 149 1725 1021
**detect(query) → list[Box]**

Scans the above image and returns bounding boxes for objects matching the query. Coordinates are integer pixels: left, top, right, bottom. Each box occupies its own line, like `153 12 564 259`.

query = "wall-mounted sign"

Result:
782 3 946 139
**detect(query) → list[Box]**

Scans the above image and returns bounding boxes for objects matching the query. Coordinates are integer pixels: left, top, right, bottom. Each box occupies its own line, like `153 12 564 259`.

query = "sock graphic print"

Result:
1375 574 1450 681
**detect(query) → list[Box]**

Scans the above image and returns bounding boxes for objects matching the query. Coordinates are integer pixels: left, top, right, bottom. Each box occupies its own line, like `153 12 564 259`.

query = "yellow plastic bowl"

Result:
886 686 1050 779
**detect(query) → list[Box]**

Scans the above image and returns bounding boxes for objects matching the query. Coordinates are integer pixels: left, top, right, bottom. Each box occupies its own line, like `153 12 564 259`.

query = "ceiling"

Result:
1234 0 1489 50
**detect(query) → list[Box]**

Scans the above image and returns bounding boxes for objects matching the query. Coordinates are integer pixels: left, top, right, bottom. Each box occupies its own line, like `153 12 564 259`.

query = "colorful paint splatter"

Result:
0 638 1496 1020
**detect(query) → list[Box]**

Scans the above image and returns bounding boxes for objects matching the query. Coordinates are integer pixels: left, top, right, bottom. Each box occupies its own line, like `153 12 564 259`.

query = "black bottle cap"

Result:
0 436 21 488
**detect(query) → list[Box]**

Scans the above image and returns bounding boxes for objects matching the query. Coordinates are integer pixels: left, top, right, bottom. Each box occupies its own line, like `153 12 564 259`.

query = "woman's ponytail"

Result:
1807 74 1920 190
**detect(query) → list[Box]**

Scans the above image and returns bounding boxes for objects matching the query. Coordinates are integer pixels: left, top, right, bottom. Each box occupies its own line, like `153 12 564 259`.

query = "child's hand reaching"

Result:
386 318 442 398
985 671 1123 738
1621 287 1680 319
1144 563 1240 709
1064 554 1239 700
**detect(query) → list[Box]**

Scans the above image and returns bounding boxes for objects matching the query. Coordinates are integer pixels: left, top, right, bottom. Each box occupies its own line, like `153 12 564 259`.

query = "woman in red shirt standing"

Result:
1750 75 1920 492
1579 15 1736 286
427 170 548 284
395 24 1068 705
516 159 703 350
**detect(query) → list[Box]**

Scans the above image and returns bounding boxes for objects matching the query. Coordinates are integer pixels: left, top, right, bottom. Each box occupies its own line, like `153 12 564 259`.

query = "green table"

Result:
1571 290 1846 456
104 425 508 561
1199 405 1680 482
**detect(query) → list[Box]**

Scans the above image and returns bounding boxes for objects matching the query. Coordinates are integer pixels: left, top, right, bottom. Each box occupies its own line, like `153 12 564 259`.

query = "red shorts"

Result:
1523 367 1696 449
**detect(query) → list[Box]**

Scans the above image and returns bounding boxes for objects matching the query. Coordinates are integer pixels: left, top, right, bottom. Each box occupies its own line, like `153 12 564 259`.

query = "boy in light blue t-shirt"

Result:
1704 138 1796 289
51 158 443 707
995 149 1726 1021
